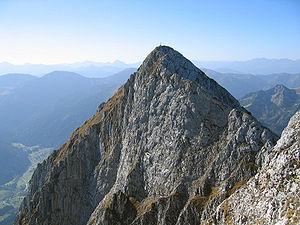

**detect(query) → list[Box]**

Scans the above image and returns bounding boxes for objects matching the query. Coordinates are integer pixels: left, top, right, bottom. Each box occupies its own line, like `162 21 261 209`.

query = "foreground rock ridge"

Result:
15 46 280 225
212 110 300 224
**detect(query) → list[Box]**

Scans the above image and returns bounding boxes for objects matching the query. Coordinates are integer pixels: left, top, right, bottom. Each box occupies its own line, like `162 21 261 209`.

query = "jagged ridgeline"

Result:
15 46 283 224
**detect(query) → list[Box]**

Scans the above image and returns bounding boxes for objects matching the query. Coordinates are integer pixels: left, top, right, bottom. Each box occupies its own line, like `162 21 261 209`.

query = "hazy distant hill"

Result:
0 74 38 184
0 73 36 96
203 69 300 98
203 69 269 98
239 84 300 135
194 58 300 74
0 69 135 148
0 61 139 78
259 73 300 88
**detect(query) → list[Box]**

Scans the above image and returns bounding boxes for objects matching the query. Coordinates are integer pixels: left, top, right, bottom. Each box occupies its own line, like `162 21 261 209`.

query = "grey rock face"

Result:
211 110 300 225
14 46 279 225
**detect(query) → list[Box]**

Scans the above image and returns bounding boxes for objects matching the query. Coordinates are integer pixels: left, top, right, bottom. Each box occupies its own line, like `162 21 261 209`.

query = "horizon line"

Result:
1 57 300 66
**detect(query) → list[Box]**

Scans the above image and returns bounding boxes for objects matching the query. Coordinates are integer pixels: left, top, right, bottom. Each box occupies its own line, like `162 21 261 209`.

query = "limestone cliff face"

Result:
14 46 278 225
211 110 300 225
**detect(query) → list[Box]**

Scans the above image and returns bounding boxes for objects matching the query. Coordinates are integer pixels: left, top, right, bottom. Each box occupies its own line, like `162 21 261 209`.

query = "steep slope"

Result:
211 110 300 224
14 46 278 225
240 84 300 135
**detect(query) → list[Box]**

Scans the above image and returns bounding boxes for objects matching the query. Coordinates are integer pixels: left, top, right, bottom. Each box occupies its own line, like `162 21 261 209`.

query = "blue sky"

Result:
0 0 299 64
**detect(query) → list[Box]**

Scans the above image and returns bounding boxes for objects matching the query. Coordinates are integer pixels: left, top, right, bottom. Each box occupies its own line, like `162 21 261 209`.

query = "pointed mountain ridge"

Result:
15 46 278 225
139 45 241 108
54 45 245 163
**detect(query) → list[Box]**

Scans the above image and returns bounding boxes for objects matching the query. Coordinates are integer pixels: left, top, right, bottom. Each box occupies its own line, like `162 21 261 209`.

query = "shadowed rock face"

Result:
14 46 278 225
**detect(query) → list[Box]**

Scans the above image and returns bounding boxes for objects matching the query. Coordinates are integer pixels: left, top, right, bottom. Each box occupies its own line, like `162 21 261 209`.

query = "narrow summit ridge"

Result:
15 46 278 225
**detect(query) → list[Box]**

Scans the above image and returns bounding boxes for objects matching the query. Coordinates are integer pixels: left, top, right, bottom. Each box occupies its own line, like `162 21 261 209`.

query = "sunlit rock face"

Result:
211 110 300 225
15 46 280 225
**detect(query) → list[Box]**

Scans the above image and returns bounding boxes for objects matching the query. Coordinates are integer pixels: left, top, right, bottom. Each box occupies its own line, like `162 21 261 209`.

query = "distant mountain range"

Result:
239 84 300 135
203 69 300 99
194 58 300 74
0 61 140 78
0 69 136 148
1 57 300 78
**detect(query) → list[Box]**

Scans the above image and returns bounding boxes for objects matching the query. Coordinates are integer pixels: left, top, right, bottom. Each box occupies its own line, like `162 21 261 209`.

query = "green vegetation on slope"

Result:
0 144 53 225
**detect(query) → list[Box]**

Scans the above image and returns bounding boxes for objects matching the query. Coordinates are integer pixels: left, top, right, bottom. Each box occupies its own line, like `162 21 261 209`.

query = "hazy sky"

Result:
0 0 299 64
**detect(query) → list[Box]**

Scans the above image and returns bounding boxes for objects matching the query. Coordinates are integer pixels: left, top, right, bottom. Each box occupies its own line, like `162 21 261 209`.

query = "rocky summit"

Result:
15 46 295 225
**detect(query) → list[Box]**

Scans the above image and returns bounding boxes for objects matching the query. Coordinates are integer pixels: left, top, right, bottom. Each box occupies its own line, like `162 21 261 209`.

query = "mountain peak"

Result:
151 45 179 56
139 45 205 81
271 84 297 108
15 46 276 225
138 45 241 108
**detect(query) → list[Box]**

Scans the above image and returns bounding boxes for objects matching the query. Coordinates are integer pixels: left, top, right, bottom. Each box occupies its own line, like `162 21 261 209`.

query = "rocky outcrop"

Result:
210 110 300 224
15 46 279 225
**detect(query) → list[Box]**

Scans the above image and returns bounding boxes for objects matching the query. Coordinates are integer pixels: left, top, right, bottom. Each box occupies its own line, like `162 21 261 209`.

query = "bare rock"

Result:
212 110 300 224
14 46 280 225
